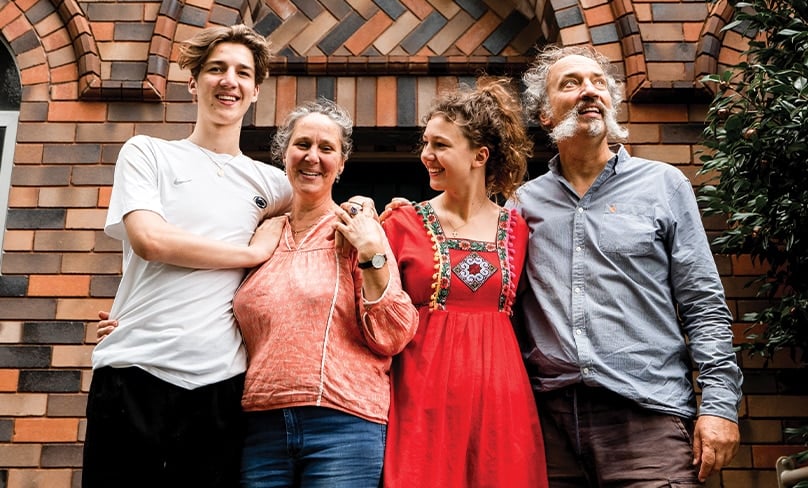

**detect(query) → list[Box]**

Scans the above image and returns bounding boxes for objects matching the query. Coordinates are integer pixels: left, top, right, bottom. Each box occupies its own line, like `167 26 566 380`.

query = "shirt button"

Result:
575 246 582 252
577 207 584 213
575 329 583 335
574 287 580 294
582 367 590 375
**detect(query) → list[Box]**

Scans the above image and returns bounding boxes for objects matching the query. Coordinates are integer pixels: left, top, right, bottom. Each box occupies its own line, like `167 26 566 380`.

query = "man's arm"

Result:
667 178 743 481
124 210 284 269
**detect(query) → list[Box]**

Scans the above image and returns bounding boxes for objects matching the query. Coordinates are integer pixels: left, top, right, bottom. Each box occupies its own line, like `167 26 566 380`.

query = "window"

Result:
1 38 21 269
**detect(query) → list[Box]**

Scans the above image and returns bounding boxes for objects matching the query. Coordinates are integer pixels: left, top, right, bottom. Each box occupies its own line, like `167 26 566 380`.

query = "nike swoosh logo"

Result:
173 177 192 185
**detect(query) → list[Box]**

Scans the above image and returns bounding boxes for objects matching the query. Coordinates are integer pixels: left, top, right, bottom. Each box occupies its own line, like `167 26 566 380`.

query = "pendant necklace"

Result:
194 143 241 177
446 218 471 238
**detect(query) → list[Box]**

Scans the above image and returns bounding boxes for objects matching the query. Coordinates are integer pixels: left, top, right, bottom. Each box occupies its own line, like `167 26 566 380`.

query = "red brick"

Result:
2 231 35 251
20 63 50 85
6 468 73 487
28 275 91 297
52 345 94 368
49 63 79 84
628 103 689 123
584 4 615 26
0 444 41 468
13 418 79 442
55 298 116 320
720 469 774 488
2 9 29 40
50 82 79 101
7 187 39 206
731 255 768 276
376 76 397 127
65 208 107 229
60 253 122 275
400 0 432 20
275 76 297 125
11 143 43 164
48 102 107 123
92 22 115 41
98 186 112 207
344 11 394 56
455 11 500 56
751 445 806 468
0 2 23 28
0 369 19 391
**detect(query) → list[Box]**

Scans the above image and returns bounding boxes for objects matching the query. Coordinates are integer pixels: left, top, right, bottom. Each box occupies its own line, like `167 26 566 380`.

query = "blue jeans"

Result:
240 407 386 488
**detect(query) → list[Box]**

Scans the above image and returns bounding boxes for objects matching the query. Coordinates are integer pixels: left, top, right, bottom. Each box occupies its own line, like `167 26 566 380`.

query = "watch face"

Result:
371 254 386 268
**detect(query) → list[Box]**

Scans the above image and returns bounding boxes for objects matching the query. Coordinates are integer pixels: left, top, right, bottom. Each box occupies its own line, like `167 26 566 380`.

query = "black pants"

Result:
82 366 245 488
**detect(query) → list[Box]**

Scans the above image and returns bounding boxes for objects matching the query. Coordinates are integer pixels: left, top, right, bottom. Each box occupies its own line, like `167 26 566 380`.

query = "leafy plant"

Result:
699 0 808 360
698 0 808 477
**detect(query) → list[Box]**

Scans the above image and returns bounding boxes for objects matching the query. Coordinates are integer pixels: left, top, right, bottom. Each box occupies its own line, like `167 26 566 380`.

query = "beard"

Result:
548 102 628 144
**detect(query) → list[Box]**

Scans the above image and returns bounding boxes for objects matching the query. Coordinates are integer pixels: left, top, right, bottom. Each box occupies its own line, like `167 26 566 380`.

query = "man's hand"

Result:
692 415 740 481
96 310 118 341
249 216 285 262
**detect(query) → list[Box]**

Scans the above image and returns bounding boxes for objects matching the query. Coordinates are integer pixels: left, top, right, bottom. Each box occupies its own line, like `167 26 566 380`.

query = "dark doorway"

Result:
242 127 552 209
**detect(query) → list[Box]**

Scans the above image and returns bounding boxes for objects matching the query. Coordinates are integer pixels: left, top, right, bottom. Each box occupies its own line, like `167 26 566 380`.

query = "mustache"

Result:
548 99 628 144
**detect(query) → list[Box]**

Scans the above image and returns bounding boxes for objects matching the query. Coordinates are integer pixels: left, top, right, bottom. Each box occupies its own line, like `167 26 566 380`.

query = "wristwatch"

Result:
358 253 387 270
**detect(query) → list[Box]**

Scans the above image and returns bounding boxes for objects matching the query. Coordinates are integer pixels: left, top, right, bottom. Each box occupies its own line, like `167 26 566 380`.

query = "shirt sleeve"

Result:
105 135 165 241
668 178 743 422
355 225 419 357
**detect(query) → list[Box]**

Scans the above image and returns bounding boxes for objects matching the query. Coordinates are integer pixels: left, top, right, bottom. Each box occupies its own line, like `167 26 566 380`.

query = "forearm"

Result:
124 210 274 269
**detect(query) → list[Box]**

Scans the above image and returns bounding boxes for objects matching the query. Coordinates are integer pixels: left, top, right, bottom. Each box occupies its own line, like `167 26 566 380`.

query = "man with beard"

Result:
508 45 743 487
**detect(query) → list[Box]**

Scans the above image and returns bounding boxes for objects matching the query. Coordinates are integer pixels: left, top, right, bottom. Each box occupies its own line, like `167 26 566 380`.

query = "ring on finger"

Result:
349 205 359 216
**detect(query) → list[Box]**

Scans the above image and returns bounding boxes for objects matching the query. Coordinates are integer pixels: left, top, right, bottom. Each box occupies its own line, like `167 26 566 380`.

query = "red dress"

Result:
382 202 548 488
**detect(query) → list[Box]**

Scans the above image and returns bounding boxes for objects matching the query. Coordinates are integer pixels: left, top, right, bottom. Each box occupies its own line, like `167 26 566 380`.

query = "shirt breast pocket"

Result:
598 203 655 255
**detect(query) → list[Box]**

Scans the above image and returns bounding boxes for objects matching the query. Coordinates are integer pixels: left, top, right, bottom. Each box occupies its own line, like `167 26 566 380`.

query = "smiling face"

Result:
540 54 614 143
420 115 487 192
283 113 346 200
188 42 259 128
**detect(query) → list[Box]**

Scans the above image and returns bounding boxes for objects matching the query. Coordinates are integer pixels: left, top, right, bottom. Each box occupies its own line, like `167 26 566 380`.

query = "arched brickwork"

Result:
1 1 806 487
50 0 101 99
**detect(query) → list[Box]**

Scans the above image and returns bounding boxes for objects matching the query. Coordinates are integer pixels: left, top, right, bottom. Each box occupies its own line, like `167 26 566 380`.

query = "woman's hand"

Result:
334 196 379 256
334 198 385 260
379 197 411 221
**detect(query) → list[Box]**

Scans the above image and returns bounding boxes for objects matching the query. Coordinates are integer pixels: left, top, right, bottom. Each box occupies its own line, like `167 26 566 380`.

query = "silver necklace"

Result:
194 144 241 177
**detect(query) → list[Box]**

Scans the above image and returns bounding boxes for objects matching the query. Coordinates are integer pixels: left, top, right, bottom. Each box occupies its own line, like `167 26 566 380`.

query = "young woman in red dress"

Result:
380 79 549 488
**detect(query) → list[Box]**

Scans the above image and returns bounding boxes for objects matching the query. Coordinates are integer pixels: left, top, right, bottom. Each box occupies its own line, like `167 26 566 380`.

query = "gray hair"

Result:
271 98 354 163
522 45 624 125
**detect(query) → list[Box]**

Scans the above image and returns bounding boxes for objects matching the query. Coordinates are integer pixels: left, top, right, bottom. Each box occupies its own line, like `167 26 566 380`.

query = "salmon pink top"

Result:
233 212 418 424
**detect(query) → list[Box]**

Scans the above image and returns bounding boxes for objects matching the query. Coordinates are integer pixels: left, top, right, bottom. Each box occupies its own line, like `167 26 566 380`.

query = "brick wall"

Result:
0 0 805 486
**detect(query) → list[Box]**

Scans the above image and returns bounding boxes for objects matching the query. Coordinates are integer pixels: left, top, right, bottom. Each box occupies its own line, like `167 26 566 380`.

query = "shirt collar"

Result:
548 143 626 176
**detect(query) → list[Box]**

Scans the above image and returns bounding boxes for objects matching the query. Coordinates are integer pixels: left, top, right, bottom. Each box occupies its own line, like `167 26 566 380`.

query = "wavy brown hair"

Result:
178 24 271 85
423 78 532 201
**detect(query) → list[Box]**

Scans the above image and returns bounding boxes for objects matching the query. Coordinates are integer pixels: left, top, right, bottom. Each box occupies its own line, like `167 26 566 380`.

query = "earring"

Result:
335 174 341 184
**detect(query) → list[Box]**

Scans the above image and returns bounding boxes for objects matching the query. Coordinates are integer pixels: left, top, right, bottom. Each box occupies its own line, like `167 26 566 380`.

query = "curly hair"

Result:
522 45 624 125
423 78 531 201
271 98 354 164
178 24 271 85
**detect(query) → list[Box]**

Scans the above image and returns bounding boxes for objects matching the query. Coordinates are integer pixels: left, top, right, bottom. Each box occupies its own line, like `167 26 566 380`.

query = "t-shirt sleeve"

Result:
105 135 165 241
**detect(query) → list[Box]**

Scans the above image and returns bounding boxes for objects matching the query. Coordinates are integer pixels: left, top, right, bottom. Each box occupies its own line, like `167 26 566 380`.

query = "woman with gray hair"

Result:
233 99 418 488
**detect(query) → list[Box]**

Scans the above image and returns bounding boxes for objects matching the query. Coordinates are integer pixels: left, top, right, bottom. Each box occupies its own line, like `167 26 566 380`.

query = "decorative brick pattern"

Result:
0 0 804 486
261 0 544 75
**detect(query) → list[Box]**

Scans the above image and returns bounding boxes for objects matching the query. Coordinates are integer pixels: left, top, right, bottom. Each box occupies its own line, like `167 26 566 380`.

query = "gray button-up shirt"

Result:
510 145 743 422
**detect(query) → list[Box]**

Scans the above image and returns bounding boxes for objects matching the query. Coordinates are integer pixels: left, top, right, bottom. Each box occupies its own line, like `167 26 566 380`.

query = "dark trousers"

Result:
536 384 701 488
82 366 245 488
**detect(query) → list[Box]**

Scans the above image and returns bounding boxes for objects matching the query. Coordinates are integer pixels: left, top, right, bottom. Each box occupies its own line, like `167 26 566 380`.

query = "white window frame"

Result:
0 110 19 270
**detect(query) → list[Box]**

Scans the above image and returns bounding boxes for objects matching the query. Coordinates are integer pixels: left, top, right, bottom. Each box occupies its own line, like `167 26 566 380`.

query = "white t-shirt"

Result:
93 135 292 389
